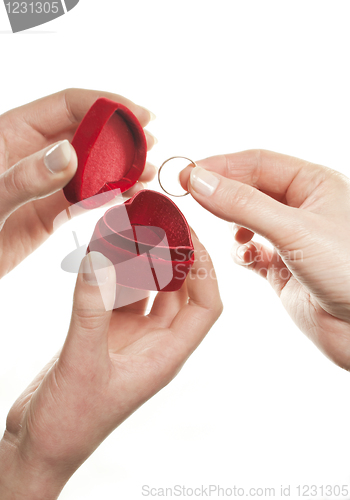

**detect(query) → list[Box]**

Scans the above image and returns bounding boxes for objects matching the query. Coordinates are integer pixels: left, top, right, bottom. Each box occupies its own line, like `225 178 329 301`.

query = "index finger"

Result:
180 149 328 207
4 88 154 138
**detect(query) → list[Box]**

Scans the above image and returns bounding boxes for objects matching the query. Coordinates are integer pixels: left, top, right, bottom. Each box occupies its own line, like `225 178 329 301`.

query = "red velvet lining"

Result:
103 190 193 261
63 98 147 206
87 190 194 292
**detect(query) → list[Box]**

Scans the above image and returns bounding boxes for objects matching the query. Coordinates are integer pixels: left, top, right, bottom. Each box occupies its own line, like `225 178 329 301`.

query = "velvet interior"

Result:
104 190 192 251
81 111 135 199
87 190 195 292
63 98 147 205
63 98 195 292
130 226 165 246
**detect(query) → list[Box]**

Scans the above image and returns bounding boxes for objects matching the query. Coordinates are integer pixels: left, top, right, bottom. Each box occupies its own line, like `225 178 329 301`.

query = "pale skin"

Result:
180 149 350 370
0 88 157 277
0 90 223 498
0 241 222 499
1 92 348 496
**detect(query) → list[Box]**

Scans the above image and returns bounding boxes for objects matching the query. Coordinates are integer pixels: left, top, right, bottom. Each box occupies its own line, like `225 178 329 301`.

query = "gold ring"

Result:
158 156 197 197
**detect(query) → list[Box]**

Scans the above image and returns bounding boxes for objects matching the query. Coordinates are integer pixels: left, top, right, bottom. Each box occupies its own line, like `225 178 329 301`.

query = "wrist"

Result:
0 432 66 500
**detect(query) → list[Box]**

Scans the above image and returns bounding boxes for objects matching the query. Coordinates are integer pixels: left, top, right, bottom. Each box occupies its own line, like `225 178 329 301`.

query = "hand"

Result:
180 149 350 370
0 88 157 278
0 235 222 499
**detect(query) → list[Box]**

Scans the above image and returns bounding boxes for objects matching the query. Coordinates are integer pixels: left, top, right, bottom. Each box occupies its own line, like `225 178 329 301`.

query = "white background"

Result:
1 1 350 499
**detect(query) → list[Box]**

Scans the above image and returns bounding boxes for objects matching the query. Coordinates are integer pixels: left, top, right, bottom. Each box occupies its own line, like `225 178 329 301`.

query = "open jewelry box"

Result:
63 97 194 292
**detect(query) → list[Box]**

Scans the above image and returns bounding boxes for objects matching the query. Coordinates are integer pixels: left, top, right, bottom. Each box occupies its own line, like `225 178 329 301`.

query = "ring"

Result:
158 156 197 197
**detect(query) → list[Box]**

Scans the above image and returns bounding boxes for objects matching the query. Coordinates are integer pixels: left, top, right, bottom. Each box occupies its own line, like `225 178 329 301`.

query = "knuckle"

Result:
225 149 264 184
62 88 79 124
13 162 37 199
63 86 76 94
72 306 105 332
189 265 209 280
301 164 350 197
245 148 266 170
62 87 77 100
219 182 257 214
327 169 350 190
2 163 27 199
215 299 224 319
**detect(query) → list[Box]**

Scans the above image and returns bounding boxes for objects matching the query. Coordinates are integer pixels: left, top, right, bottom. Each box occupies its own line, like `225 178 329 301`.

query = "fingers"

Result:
148 284 189 326
180 149 329 207
0 140 77 223
59 252 116 375
183 165 309 250
169 234 223 356
231 224 255 244
122 162 157 198
113 296 150 315
4 88 155 138
139 162 157 183
231 240 292 295
144 131 158 151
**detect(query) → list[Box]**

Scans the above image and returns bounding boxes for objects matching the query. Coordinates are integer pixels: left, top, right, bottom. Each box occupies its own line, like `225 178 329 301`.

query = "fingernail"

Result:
145 131 158 147
141 106 156 121
236 245 248 261
191 229 199 241
231 224 240 237
232 244 255 265
44 140 72 174
146 161 158 173
190 166 219 197
150 133 158 146
82 252 111 286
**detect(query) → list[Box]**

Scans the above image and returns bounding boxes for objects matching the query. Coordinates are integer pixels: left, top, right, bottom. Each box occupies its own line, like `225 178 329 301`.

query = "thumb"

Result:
185 165 306 250
0 140 77 221
59 252 116 374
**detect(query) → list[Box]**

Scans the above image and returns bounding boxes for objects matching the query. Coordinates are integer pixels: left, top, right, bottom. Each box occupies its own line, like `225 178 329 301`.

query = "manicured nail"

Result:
190 166 219 197
82 252 111 286
231 224 240 237
236 245 248 261
149 132 158 146
141 106 156 121
232 244 255 265
44 140 72 173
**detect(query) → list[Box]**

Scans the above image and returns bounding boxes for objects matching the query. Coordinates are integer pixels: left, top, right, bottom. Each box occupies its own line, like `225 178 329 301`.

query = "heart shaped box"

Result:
87 190 194 292
63 97 194 291
63 97 147 208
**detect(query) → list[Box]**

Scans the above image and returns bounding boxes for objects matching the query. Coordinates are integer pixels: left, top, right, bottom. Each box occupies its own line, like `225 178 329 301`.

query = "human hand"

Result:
0 235 222 499
180 149 350 370
0 88 157 278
